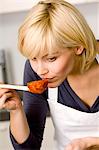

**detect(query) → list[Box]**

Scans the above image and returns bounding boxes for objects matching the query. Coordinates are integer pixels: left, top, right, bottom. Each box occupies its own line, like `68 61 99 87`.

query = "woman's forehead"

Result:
37 50 61 57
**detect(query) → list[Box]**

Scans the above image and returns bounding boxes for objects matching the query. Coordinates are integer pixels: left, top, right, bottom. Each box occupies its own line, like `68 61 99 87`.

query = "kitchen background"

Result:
0 0 99 150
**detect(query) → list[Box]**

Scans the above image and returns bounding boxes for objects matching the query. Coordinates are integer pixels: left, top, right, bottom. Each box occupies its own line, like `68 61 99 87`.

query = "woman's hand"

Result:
65 137 99 150
65 138 88 150
0 88 22 110
0 88 30 144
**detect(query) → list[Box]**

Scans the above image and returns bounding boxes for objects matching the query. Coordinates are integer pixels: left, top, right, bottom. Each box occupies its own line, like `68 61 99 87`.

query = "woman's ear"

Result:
74 46 84 55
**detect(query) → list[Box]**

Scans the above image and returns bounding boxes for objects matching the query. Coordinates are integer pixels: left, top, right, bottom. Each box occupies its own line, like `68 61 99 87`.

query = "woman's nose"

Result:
36 63 48 76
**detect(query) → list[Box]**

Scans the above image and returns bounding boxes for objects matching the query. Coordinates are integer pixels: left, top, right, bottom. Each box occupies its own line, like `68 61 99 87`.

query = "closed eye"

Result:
47 57 57 62
32 57 37 61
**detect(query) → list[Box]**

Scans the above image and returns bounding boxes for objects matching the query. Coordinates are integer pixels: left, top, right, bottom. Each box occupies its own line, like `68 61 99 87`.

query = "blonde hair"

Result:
18 0 97 73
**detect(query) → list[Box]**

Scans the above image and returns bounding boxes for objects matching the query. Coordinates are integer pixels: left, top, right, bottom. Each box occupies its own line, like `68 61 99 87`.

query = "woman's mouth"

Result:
46 77 57 83
42 77 54 82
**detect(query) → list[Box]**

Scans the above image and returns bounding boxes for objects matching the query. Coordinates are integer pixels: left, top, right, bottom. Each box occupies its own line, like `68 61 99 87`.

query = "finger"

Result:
3 100 16 110
0 88 11 97
0 92 13 108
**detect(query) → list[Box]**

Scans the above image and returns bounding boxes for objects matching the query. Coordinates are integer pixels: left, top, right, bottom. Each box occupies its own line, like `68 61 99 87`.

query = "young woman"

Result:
0 0 99 150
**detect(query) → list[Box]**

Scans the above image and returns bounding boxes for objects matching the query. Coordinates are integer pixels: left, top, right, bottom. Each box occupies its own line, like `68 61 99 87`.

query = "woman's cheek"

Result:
49 60 73 76
48 62 63 74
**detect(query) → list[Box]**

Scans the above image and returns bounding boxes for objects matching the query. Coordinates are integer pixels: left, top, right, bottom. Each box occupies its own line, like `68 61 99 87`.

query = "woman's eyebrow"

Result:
47 52 59 56
42 52 59 58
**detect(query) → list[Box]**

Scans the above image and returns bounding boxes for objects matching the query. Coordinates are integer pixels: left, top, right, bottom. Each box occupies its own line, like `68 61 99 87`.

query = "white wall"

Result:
76 3 98 38
1 12 27 84
0 3 99 84
0 15 3 49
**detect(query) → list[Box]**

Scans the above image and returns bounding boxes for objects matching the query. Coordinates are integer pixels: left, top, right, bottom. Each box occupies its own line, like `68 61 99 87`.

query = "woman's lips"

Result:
46 77 56 83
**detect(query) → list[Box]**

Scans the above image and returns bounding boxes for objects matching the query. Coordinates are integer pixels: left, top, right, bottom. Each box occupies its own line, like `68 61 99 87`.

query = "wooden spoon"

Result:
0 79 48 94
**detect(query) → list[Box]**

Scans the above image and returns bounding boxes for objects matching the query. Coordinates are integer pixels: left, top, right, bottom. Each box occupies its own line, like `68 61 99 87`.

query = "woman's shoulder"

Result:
24 59 41 84
24 59 34 73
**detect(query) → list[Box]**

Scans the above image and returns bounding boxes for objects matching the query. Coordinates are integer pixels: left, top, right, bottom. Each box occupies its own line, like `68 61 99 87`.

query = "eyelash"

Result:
47 57 57 62
32 57 37 61
31 57 57 62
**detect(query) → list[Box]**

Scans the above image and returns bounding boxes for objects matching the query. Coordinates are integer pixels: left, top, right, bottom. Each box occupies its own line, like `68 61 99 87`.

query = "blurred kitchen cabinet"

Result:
41 117 55 150
0 121 13 150
0 0 99 14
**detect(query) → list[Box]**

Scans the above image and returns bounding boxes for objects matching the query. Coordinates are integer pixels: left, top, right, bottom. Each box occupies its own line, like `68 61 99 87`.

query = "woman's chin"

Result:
47 82 59 88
